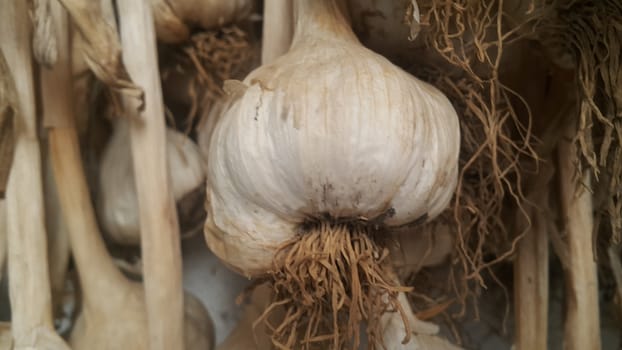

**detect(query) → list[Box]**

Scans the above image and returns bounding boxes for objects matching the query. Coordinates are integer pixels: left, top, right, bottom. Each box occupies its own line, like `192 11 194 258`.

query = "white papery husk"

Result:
205 22 460 277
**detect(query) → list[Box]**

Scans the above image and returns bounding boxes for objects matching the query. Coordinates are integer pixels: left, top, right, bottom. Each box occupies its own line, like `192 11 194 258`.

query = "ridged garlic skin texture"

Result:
205 34 460 277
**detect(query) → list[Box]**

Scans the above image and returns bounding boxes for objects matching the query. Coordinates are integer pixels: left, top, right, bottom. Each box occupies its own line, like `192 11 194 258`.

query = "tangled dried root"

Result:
406 0 541 305
257 222 411 350
536 0 622 245
401 0 621 324
160 25 256 132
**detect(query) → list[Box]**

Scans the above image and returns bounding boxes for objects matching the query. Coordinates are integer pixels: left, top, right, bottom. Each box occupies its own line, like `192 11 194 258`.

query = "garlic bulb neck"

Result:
292 0 356 46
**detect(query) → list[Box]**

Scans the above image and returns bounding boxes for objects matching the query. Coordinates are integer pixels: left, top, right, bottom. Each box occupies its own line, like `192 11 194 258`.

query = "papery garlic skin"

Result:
205 0 460 277
99 120 206 245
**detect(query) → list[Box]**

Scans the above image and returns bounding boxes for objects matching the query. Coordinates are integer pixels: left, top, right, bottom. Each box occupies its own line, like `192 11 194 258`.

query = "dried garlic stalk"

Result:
0 0 70 348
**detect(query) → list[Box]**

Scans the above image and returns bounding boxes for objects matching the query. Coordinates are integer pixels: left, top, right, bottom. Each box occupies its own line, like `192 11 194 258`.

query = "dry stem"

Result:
258 222 411 350
607 245 622 318
42 0 131 311
514 168 552 350
0 0 68 347
0 52 17 199
412 0 540 304
537 0 622 244
117 0 185 348
37 0 73 320
557 120 601 350
42 152 71 315
261 0 293 64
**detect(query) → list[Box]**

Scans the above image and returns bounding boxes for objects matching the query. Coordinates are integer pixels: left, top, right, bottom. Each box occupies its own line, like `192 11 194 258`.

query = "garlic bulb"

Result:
99 118 206 245
205 0 459 276
204 0 459 347
151 0 254 43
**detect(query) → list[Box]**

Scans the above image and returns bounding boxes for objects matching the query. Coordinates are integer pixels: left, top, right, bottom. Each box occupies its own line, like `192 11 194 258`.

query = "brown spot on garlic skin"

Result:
321 182 334 207
353 191 363 207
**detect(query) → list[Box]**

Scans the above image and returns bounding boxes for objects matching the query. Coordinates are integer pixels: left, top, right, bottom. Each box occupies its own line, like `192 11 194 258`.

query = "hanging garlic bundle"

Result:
0 1 70 348
99 118 206 245
39 1 215 348
204 0 460 347
151 0 254 43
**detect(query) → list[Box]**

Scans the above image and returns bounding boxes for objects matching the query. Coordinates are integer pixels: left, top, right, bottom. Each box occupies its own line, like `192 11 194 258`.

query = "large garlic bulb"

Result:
99 118 206 245
205 0 460 276
205 0 459 347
